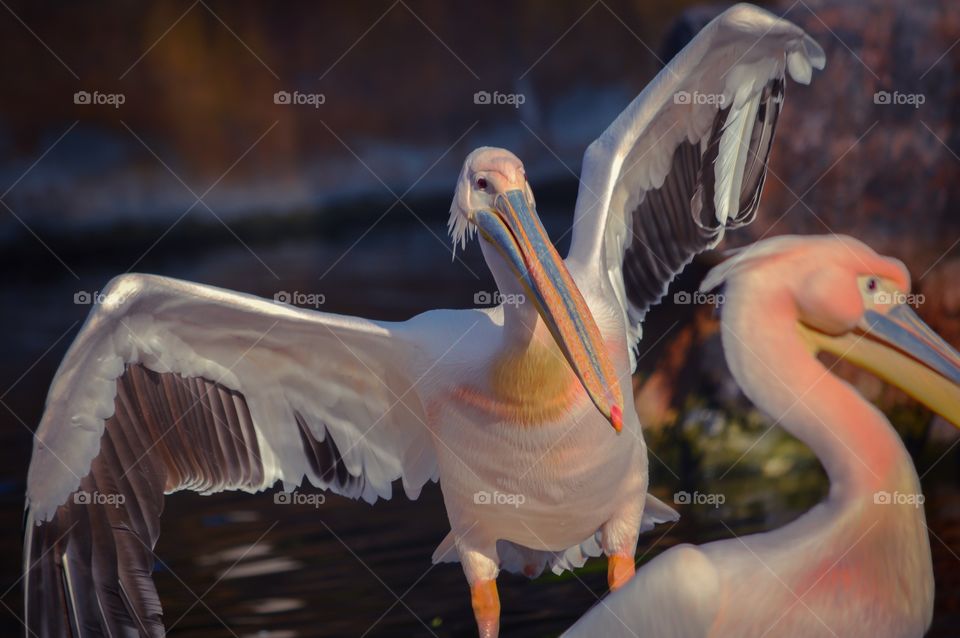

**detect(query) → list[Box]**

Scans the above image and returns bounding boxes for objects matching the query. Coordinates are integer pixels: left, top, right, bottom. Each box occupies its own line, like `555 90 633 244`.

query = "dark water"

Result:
2 226 960 637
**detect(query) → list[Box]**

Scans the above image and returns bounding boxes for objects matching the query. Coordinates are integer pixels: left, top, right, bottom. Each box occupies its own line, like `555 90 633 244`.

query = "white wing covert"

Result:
24 272 441 637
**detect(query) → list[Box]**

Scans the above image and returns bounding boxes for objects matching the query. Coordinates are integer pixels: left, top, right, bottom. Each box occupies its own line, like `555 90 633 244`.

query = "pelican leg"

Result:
602 509 642 591
458 541 501 637
607 554 635 591
471 579 500 638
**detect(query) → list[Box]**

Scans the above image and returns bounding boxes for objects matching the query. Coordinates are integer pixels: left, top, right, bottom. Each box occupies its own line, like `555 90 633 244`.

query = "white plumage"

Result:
566 4 823 365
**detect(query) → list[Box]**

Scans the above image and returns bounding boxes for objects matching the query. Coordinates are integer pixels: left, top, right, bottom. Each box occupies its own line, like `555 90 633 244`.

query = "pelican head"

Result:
704 235 960 426
450 147 623 431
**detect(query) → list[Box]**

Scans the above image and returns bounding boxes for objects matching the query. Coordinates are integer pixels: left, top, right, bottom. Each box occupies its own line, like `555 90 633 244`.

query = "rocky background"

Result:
637 0 960 428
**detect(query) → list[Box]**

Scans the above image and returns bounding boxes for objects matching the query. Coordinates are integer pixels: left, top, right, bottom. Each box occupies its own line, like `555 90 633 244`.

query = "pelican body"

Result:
22 5 824 637
566 235 960 637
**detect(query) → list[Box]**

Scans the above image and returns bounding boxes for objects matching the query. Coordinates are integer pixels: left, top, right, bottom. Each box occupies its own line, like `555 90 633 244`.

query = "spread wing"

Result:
22 273 453 637
565 4 824 367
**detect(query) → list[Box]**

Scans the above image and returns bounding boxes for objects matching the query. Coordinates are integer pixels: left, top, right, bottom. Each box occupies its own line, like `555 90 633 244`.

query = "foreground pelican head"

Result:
702 234 960 427
784 248 960 425
567 235 960 637
449 147 624 431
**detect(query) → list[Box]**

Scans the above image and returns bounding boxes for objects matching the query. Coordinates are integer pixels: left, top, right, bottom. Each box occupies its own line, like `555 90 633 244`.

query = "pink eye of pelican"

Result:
476 177 487 190
867 278 878 292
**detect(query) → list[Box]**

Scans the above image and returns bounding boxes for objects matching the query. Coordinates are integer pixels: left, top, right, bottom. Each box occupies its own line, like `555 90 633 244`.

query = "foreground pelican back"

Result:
566 235 960 637
566 3 824 362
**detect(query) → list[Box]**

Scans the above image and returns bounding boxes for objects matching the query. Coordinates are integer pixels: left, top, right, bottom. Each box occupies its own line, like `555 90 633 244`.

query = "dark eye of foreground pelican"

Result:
476 177 487 190
867 278 877 291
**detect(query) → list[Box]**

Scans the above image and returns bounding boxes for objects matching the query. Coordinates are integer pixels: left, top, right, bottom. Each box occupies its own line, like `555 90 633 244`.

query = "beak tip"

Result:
610 404 623 433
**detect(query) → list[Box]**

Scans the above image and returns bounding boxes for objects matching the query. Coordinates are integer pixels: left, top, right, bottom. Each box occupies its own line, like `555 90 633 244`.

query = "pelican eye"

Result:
866 278 878 292
476 177 487 190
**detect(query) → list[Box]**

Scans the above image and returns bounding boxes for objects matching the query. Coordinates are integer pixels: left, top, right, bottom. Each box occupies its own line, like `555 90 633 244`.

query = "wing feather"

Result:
23 272 447 636
566 4 823 367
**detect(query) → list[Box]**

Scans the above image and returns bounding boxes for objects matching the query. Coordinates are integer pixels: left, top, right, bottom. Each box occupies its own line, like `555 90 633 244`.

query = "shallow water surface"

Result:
2 232 959 637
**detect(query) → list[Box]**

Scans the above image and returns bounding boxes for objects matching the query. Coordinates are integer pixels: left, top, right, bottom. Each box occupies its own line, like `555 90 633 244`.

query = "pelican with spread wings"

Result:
23 5 823 637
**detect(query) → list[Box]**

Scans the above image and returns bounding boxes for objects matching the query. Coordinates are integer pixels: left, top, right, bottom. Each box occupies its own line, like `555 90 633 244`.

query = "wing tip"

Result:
802 33 827 71
714 4 826 79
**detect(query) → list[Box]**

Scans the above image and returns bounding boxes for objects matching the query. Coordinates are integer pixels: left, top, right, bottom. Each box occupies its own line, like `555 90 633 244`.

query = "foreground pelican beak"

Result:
800 304 960 426
474 190 623 431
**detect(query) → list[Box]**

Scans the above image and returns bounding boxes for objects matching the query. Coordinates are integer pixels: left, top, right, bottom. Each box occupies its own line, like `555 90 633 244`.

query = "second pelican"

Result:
566 235 960 637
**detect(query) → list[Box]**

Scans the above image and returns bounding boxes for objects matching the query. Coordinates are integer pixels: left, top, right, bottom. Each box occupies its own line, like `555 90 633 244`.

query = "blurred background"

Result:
1 0 959 635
